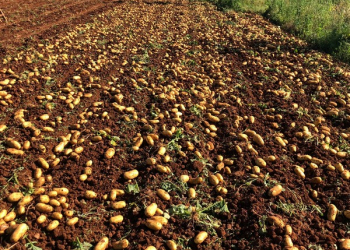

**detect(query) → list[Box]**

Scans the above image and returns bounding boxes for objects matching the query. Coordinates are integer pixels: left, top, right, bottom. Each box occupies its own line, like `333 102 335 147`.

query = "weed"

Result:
274 200 307 216
168 200 229 234
72 237 92 250
308 244 323 250
258 215 268 234
160 179 188 195
21 185 35 196
126 182 140 194
338 136 350 155
177 237 191 250
168 204 192 219
190 105 203 117
258 102 267 109
167 129 185 152
77 207 107 221
25 235 42 250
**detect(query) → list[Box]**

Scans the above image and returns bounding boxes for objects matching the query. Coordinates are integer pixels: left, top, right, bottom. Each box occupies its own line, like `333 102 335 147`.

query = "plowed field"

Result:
1 1 350 250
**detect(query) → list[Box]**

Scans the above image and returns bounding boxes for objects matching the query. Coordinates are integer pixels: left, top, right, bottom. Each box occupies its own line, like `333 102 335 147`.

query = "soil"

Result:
1 1 350 250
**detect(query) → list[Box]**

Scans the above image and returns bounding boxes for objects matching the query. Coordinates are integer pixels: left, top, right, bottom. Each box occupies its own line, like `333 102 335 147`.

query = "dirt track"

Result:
1 1 350 250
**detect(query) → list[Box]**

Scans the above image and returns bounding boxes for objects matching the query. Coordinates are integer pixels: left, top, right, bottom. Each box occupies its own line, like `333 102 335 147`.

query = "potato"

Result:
10 223 28 243
112 201 127 210
94 236 109 250
146 158 156 165
284 235 293 247
253 134 264 146
54 142 66 153
166 240 177 250
39 195 50 203
49 199 60 207
110 215 123 224
6 148 24 156
344 210 350 219
255 158 266 167
67 217 79 226
145 203 157 217
4 211 16 222
188 177 203 185
275 136 286 147
48 191 58 197
208 175 219 186
194 231 208 244
145 218 162 230
0 124 7 132
267 216 285 228
268 184 283 197
188 188 196 199
40 114 50 120
327 204 338 221
340 239 350 250
180 175 189 183
47 220 59 231
6 139 21 149
285 225 292 235
53 187 69 196
36 215 47 224
151 216 168 225
310 177 322 184
7 192 23 202
105 148 115 159
145 247 157 250
35 203 54 213
157 189 170 201
16 206 25 215
51 212 63 220
294 166 305 179
342 170 350 180
85 190 97 199
124 169 139 180
38 157 50 169
112 239 129 249
0 209 7 219
158 146 166 155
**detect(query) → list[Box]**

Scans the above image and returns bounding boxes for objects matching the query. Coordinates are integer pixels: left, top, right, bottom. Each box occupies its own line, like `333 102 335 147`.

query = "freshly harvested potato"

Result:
157 189 170 201
94 236 109 250
145 203 157 217
46 220 59 231
7 192 23 202
10 223 28 243
110 215 123 224
67 217 79 226
35 203 54 213
151 216 168 225
105 148 115 159
268 184 283 197
85 190 97 199
166 240 177 250
145 218 162 230
327 204 338 221
124 169 139 180
340 239 350 250
111 201 127 210
112 239 129 249
194 231 208 244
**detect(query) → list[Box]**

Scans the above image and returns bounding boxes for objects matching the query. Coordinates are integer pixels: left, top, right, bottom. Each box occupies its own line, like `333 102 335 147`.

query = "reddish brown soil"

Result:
1 1 350 250
0 0 124 55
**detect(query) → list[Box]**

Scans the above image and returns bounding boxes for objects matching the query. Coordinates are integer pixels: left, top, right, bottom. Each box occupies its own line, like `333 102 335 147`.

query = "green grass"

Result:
209 0 350 64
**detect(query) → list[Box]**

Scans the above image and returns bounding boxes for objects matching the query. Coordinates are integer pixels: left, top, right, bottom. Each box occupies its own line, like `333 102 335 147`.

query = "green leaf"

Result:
126 182 140 194
200 200 229 214
168 204 192 219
